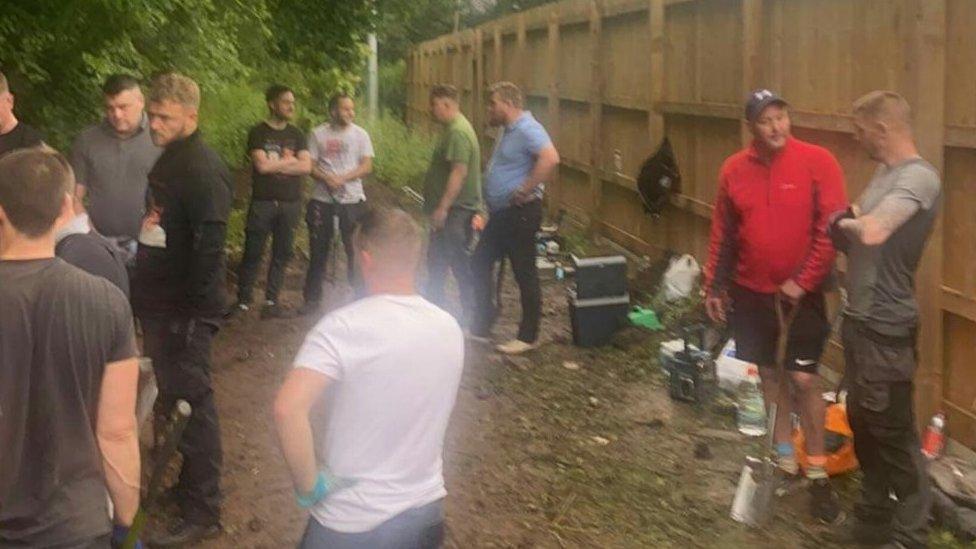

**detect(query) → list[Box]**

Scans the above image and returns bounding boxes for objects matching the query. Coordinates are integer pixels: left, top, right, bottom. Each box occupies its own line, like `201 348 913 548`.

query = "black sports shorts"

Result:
729 283 829 373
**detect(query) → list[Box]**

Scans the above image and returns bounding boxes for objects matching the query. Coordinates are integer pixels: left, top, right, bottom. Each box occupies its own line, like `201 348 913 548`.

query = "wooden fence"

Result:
405 0 976 448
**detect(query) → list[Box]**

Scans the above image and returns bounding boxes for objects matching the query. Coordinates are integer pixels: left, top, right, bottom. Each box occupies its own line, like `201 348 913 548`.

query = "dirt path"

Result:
179 182 856 548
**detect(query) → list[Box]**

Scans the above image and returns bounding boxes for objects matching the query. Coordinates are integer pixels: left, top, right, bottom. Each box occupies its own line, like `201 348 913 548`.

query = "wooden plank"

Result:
906 0 947 427
648 0 665 147
656 101 857 133
943 287 976 324
946 125 976 149
657 101 741 119
597 219 666 255
587 0 604 232
547 9 562 217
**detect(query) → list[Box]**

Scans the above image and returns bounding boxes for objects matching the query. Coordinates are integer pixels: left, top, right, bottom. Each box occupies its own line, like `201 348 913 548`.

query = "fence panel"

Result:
407 0 970 447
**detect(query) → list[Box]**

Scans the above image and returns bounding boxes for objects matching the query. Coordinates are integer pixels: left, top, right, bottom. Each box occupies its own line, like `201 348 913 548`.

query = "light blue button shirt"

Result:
484 111 552 212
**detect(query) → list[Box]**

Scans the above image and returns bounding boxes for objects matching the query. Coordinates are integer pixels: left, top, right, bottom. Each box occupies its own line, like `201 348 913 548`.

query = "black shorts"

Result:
729 284 829 373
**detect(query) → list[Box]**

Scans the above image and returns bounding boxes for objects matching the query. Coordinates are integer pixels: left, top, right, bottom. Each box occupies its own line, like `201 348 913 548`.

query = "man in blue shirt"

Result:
469 82 560 355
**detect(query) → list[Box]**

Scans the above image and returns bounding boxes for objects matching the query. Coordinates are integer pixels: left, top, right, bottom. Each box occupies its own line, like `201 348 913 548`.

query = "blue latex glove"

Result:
111 525 143 549
296 472 329 508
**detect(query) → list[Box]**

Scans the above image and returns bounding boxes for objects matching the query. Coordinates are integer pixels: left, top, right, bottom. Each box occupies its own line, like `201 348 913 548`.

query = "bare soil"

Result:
158 181 870 548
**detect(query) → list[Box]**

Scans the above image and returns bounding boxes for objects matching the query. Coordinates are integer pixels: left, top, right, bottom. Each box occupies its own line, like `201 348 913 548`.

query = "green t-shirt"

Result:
422 114 482 213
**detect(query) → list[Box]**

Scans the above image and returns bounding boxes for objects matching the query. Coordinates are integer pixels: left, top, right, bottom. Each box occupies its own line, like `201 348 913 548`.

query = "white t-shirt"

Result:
292 294 464 533
308 123 375 204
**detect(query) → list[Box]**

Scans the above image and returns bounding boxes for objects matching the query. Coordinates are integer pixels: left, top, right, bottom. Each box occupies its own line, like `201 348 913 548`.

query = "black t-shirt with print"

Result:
247 122 308 202
0 258 136 546
0 122 44 156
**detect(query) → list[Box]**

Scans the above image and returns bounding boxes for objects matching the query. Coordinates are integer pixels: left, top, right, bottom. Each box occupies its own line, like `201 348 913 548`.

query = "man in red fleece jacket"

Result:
705 90 848 524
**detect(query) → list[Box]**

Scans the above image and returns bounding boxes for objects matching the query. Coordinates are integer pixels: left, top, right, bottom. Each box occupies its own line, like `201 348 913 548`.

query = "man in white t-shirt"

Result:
274 207 463 549
301 93 375 315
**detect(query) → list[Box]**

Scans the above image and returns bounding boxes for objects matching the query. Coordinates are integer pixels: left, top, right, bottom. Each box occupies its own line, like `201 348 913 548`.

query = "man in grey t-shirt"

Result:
0 148 140 548
827 91 941 549
71 74 162 264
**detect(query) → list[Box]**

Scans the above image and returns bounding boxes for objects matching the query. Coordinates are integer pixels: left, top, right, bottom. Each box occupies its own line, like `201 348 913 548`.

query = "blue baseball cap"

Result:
745 89 788 122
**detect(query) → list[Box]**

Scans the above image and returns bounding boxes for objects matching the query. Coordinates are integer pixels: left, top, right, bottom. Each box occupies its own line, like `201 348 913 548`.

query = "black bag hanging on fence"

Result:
636 137 681 216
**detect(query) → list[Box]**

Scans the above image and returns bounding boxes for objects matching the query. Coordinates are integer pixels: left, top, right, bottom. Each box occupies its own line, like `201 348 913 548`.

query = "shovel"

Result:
730 294 799 527
122 400 192 548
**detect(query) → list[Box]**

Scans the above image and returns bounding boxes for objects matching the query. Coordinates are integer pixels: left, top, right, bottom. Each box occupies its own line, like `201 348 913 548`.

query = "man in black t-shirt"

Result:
229 84 311 319
0 148 140 547
0 71 44 156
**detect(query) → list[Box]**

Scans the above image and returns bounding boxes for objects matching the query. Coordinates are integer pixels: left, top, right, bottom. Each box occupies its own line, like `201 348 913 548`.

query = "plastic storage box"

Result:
567 289 630 347
571 254 628 299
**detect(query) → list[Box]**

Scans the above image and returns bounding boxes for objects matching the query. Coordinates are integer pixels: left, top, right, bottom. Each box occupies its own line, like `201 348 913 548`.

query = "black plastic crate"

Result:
571 254 628 299
567 289 630 347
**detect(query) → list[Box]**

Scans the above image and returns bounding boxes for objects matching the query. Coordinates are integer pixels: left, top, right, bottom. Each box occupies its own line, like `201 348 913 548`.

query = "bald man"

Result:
274 207 462 548
828 91 941 549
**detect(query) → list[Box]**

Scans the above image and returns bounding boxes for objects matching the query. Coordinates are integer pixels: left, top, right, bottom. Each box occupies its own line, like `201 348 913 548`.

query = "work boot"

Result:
146 517 220 547
809 478 844 525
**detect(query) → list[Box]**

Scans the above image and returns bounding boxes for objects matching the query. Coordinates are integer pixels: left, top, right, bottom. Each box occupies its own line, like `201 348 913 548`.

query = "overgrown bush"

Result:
199 84 267 171
377 60 407 118
362 113 435 192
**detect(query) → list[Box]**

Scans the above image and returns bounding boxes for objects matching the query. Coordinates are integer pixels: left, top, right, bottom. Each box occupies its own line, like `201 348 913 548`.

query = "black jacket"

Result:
133 131 232 318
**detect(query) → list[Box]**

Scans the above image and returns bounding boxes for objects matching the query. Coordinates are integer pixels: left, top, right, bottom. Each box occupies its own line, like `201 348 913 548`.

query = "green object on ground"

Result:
628 306 664 330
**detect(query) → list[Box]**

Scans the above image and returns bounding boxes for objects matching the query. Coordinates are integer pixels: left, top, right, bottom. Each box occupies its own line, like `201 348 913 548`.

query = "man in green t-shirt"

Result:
422 84 483 323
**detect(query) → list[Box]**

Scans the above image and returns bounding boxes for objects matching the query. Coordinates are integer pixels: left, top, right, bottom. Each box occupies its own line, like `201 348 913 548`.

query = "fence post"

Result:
493 26 503 83
587 0 604 233
648 0 665 148
740 0 764 145
547 8 562 217
906 0 947 430
516 13 527 91
474 28 485 149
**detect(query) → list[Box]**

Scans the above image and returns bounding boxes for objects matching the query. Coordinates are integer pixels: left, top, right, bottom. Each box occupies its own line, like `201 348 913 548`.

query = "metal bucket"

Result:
730 456 777 527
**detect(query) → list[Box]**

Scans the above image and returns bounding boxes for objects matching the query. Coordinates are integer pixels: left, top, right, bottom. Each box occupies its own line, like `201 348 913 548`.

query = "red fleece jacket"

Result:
704 137 848 296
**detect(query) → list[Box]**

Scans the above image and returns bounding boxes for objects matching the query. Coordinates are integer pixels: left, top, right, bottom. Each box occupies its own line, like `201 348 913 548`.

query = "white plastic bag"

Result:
663 254 701 301
715 339 755 391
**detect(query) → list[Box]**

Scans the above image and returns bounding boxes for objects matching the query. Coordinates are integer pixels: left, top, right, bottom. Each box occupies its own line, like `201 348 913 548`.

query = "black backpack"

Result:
636 137 681 216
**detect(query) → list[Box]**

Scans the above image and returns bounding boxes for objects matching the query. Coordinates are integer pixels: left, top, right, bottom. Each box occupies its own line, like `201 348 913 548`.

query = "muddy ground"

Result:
148 181 961 548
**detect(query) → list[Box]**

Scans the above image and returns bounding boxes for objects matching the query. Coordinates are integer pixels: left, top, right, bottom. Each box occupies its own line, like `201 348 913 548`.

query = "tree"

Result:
0 0 378 154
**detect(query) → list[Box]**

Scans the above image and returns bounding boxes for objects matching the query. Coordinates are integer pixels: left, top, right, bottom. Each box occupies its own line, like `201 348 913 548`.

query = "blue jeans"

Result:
298 499 444 549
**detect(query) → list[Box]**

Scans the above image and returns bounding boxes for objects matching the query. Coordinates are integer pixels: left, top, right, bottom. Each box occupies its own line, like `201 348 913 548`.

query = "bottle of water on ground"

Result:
737 367 767 437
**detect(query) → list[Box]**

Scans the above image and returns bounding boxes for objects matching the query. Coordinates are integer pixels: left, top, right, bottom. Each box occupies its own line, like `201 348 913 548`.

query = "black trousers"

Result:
236 199 302 304
842 317 930 549
141 316 222 526
425 207 476 323
303 200 366 304
471 200 542 343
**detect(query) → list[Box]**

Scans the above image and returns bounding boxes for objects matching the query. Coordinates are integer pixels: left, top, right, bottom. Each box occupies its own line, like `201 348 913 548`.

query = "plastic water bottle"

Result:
736 368 767 437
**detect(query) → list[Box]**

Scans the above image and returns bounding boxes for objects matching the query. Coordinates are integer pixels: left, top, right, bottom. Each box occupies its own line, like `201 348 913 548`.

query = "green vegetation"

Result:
1 0 381 167
362 113 436 193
